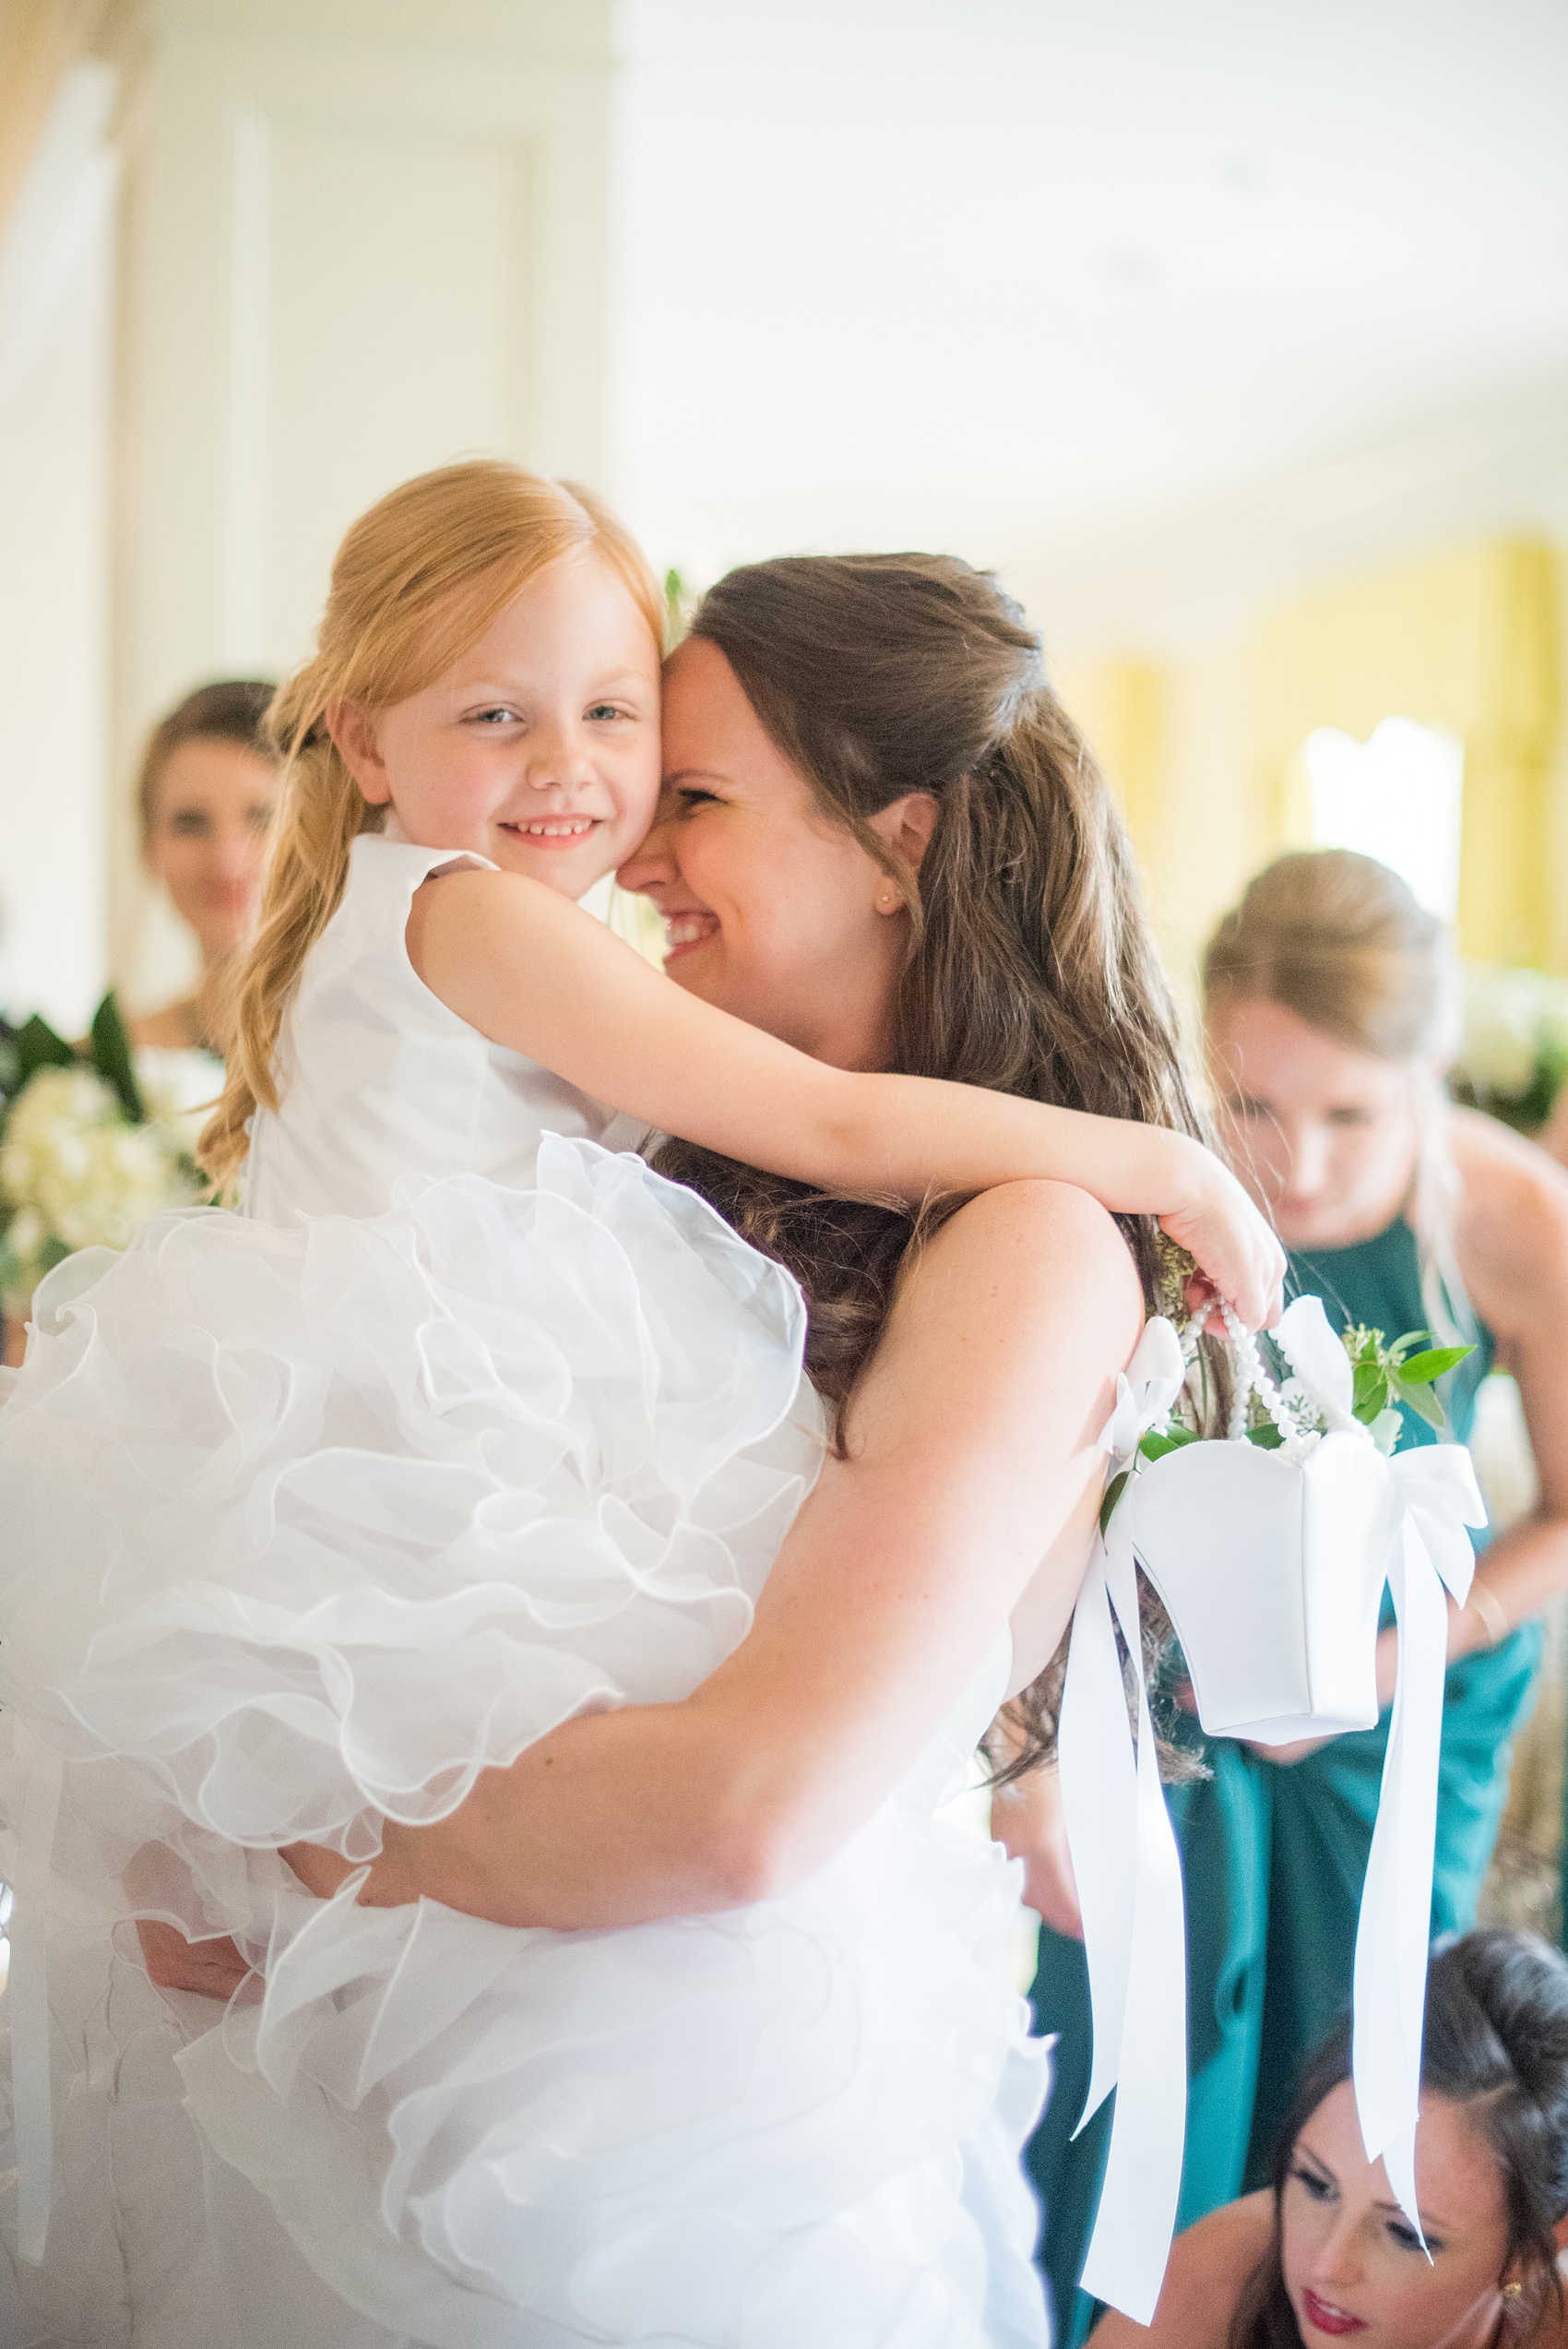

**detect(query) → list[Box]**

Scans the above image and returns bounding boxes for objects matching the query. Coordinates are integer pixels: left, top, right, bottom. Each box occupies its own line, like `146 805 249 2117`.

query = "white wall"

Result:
608 0 1568 653
110 0 616 990
0 65 115 1032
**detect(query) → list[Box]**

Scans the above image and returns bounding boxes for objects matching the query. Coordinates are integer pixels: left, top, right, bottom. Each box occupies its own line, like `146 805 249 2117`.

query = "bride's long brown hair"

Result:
652 552 1223 1773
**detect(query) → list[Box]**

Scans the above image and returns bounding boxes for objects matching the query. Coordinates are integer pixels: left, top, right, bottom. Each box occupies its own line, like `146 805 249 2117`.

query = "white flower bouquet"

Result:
0 996 210 1306
1449 963 1568 1132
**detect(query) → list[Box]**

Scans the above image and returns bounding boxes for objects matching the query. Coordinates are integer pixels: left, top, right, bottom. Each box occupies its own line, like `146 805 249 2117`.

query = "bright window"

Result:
1301 716 1465 919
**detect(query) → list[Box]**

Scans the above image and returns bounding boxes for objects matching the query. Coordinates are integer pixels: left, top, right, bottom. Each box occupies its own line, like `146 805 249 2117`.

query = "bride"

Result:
2 539 1271 2348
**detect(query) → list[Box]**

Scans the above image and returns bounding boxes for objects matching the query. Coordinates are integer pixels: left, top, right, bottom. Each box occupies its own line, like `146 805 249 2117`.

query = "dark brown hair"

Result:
137 678 279 853
652 552 1221 1773
1230 1930 1568 2348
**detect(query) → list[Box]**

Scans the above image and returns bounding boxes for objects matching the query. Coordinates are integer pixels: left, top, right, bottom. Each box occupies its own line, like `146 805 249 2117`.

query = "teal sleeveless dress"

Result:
1024 1218 1541 2348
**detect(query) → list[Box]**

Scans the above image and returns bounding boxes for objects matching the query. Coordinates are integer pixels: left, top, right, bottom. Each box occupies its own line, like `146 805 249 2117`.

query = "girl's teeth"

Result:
518 819 593 837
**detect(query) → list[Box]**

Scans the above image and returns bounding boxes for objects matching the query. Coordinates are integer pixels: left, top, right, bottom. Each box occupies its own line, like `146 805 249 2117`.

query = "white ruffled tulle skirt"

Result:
0 1139 1050 2346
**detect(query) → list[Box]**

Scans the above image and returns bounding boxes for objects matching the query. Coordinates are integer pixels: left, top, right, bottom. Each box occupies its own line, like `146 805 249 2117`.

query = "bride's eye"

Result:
1289 2163 1335 2203
675 787 719 808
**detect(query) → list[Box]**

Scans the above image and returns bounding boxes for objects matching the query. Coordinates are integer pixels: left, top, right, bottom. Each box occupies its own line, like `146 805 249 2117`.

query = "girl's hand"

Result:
1158 1146 1285 1333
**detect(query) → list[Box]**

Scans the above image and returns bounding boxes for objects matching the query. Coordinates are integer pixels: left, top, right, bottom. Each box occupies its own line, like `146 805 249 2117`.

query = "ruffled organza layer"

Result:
0 1139 1049 2344
0 1139 814 1928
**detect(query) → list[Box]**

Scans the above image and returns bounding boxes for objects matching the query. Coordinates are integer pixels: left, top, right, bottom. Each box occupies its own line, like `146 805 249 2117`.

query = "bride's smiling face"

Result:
617 638 937 1070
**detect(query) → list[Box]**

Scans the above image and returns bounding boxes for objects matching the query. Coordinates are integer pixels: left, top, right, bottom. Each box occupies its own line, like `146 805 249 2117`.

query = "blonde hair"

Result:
200 461 664 1186
1204 848 1469 1339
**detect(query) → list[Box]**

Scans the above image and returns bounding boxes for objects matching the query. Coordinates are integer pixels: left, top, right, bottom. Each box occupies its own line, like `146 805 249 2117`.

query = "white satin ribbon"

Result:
1266 1308 1488 2237
1352 1444 1485 2238
1059 1307 1486 2309
7 1722 63 2263
1057 1318 1187 2327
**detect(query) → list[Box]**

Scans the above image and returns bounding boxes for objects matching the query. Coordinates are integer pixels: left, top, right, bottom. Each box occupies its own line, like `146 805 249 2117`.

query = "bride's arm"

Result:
288 1176 1143 1928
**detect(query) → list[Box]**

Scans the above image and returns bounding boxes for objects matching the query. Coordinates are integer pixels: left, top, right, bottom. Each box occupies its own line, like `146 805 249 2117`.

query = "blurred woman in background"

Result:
0 683 278 1367
128 678 279 1052
1013 849 1568 2344
1094 1929 1568 2349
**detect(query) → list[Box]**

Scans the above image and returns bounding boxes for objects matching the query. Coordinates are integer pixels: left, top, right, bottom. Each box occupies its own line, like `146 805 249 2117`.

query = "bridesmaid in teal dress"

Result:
1003 850 1568 2347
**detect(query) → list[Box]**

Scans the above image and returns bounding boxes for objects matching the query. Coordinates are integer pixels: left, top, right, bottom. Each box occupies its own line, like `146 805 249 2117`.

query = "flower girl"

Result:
0 461 1281 2346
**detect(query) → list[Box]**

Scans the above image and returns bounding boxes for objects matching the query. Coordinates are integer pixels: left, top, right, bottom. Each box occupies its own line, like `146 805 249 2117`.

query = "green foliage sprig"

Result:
0 994 144 1121
1136 1321 1474 1472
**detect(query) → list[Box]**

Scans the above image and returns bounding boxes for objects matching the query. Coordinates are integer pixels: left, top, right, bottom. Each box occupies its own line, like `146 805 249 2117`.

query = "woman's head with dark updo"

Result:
1232 1930 1568 2348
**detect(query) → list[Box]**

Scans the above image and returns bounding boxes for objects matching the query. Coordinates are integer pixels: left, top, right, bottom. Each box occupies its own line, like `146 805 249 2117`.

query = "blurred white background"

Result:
1 0 1564 1025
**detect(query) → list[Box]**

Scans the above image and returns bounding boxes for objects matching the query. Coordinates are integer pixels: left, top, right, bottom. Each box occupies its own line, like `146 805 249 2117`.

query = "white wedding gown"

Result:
0 836 1051 2346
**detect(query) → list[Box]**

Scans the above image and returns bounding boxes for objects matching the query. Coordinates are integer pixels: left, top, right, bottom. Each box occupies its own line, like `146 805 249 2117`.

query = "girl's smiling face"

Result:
616 638 937 1071
1281 2081 1515 2349
328 550 662 900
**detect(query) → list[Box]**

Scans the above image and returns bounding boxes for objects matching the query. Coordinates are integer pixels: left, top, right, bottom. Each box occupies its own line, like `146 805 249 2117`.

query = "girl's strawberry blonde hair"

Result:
200 460 664 1187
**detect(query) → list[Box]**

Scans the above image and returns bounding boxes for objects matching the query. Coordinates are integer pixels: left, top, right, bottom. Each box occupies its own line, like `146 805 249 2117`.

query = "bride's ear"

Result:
326 700 391 805
872 792 940 873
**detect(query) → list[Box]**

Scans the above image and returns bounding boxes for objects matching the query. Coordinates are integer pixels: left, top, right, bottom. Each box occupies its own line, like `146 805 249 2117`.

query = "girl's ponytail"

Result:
200 686 378 1186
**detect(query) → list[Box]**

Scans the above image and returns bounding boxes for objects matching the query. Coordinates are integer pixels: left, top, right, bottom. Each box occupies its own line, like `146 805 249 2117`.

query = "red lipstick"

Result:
1301 2287 1368 2336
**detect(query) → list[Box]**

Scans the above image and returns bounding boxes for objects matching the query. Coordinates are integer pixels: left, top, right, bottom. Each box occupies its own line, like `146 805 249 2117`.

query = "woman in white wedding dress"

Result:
0 482 1277 2348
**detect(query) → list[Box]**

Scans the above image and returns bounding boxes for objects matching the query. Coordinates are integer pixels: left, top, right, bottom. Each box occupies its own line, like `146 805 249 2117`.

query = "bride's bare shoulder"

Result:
908 1178 1143 1335
1089 2192 1274 2348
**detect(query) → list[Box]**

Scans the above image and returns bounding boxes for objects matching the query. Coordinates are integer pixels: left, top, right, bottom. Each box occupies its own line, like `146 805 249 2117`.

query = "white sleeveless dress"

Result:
0 838 1051 2347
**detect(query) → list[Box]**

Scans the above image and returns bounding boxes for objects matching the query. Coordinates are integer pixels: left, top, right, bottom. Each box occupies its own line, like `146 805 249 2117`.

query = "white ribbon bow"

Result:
1273 1294 1360 1436
1058 1317 1188 2328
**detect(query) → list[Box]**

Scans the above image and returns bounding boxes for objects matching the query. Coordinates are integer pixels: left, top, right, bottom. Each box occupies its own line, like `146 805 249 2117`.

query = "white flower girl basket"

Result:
1056 1296 1486 2326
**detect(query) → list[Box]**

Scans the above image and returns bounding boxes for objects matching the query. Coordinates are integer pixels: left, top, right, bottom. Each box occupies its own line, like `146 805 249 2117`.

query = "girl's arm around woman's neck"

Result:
405 866 1282 1325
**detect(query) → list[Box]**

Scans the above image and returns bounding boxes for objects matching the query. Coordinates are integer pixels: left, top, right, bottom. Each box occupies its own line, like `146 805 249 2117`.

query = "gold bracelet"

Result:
1467 1580 1511 1649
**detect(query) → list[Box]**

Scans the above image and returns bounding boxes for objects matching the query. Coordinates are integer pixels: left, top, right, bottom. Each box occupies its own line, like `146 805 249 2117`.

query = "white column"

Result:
0 61 116 1033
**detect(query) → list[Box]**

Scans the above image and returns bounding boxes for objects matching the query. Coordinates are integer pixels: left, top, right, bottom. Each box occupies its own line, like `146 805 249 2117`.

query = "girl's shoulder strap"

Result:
348 829 496 891
335 832 498 950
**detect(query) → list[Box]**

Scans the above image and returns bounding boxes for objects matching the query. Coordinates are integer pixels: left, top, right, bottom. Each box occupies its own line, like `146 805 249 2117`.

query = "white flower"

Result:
6 1206 42 1262
0 1063 197 1294
1277 1376 1327 1436
1456 969 1542 1100
134 1046 221 1158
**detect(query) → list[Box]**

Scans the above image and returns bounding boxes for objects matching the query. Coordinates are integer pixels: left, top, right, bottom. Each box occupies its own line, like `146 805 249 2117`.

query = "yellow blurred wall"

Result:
1056 538 1564 992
